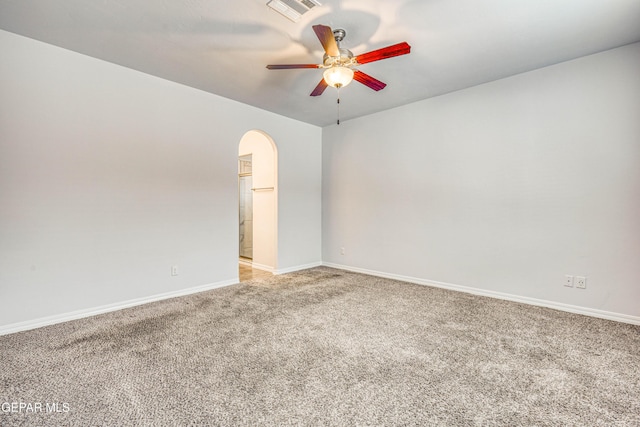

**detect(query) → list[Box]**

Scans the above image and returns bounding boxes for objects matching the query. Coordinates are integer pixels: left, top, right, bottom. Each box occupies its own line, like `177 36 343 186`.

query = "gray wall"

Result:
2 28 638 330
0 30 322 329
323 43 640 319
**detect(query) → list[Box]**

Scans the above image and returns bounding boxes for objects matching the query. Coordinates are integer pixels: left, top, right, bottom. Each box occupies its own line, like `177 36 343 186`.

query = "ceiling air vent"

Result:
267 0 322 23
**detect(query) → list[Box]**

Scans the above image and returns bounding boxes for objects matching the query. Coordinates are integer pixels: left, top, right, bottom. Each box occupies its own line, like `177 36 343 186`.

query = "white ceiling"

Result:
1 0 639 127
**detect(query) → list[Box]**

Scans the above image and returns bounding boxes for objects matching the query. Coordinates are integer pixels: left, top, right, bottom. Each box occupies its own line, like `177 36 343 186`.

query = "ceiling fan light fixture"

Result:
323 66 354 88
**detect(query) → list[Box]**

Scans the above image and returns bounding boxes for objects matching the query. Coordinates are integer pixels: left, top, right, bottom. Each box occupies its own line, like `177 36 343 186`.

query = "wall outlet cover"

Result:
564 275 574 287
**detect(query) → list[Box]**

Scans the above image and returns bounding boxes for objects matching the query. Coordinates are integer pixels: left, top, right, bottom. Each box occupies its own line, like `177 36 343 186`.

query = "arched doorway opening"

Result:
238 130 278 277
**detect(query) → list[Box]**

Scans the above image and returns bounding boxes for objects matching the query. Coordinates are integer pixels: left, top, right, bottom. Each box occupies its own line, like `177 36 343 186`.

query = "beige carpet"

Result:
1 267 639 426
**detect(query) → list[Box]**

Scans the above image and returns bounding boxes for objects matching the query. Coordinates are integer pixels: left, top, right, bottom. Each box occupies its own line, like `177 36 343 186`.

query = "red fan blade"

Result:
266 64 321 69
353 70 386 91
310 79 329 97
312 25 339 57
355 42 411 65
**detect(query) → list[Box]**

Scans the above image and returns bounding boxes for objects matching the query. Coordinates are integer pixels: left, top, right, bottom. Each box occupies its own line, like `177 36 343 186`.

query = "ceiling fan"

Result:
266 25 411 96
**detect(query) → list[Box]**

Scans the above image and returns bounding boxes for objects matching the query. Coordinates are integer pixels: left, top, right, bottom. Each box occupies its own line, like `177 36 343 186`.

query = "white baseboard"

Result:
5 262 636 336
274 261 323 275
323 262 640 326
250 262 275 273
0 278 239 336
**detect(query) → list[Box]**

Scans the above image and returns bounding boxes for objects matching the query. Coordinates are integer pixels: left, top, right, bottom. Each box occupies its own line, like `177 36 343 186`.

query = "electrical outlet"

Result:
564 275 574 287
576 276 587 289
340 247 345 255
171 265 179 276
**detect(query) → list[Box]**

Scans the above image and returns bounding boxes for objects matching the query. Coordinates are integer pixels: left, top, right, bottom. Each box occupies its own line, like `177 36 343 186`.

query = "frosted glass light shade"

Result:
323 66 354 88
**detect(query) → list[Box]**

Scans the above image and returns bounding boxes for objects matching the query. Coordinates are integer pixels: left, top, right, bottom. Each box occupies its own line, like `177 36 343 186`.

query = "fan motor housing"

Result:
322 29 354 68
322 48 354 67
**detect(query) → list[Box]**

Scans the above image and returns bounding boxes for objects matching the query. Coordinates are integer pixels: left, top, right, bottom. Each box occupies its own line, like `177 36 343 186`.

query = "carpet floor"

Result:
1 267 639 426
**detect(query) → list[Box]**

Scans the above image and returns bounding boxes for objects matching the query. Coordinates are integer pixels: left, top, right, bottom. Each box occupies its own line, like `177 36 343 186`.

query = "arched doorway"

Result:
238 130 278 276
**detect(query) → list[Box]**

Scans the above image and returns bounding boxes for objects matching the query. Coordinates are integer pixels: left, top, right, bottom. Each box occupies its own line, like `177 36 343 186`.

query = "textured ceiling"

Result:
1 0 640 127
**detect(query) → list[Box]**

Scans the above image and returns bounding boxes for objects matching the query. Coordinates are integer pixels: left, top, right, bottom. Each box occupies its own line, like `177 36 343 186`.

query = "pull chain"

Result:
336 86 341 125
